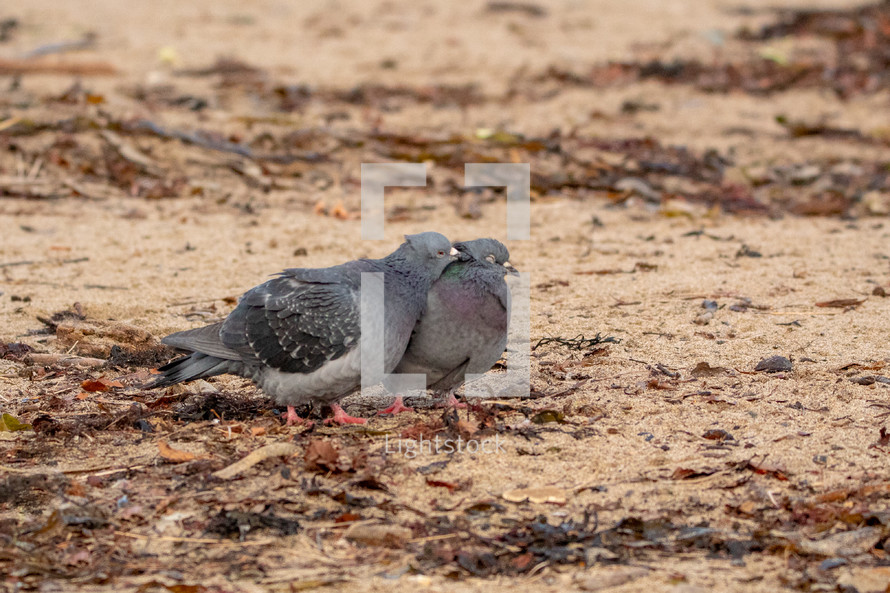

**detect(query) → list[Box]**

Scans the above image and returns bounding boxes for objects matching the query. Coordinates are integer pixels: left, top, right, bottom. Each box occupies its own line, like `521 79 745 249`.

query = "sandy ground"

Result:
2 0 890 592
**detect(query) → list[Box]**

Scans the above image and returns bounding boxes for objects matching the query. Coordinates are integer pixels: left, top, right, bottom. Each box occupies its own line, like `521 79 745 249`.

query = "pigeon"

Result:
380 238 518 414
150 232 457 425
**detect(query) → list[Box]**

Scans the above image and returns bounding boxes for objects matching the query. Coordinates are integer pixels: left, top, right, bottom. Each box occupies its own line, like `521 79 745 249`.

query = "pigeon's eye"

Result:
485 254 496 263
437 250 446 257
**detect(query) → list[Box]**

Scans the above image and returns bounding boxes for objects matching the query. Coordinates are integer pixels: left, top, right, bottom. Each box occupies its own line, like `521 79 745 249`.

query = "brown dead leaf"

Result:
158 441 197 463
455 418 480 437
815 298 866 308
304 440 340 472
671 467 716 480
747 460 788 480
80 377 123 392
426 479 460 493
401 419 443 440
331 201 350 220
691 361 727 377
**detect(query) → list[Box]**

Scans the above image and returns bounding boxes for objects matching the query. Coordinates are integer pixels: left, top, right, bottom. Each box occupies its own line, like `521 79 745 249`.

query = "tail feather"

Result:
147 352 240 389
160 322 241 361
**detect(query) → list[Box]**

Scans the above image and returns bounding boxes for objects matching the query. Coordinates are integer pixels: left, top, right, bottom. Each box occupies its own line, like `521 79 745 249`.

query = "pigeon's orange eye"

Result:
437 250 445 256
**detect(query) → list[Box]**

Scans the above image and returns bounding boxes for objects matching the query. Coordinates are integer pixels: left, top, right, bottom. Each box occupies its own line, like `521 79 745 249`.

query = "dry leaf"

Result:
670 467 716 480
158 441 197 463
502 486 567 504
815 298 866 308
426 479 460 493
0 413 32 432
304 440 340 472
80 377 124 392
691 361 726 377
331 201 350 219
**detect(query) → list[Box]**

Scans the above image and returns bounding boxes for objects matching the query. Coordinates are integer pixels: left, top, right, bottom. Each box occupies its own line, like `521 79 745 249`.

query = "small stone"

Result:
694 311 713 326
584 546 619 564
615 177 660 202
755 355 792 373
789 164 821 185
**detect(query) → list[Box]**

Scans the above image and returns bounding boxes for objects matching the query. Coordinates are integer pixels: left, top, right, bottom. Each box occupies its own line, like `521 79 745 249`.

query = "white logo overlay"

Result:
384 433 506 458
359 163 531 404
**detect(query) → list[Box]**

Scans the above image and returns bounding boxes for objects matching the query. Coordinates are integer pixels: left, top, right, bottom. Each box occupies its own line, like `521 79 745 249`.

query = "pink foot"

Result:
440 392 468 409
324 404 367 425
378 396 415 416
285 406 313 427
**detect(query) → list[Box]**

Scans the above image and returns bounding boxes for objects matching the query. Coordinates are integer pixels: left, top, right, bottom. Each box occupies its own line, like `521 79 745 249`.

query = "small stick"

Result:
213 442 300 480
26 353 106 367
114 531 275 546
0 57 115 76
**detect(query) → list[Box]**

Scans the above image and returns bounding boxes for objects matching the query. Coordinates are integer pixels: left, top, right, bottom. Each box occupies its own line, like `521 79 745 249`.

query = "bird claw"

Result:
324 404 367 425
284 406 313 427
440 392 468 409
378 396 414 416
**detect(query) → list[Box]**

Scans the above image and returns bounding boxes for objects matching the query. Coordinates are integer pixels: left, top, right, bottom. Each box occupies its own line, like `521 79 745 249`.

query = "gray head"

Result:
454 238 518 276
392 232 457 277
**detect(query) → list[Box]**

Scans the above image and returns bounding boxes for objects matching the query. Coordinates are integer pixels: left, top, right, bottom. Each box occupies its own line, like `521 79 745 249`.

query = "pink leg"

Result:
440 390 468 409
285 406 313 427
324 404 367 425
378 396 415 416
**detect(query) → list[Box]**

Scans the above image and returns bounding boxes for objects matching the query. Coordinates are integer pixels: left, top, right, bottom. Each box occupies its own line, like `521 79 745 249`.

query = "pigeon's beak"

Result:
504 261 519 276
449 246 459 260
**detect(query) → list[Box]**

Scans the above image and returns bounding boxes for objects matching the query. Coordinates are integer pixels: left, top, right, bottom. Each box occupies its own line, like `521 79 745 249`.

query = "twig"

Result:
0 57 115 76
0 260 35 268
0 256 88 268
84 284 129 290
114 531 275 546
532 333 620 351
213 442 300 479
100 130 163 174
25 353 106 368
125 120 253 158
0 117 22 132
23 33 97 58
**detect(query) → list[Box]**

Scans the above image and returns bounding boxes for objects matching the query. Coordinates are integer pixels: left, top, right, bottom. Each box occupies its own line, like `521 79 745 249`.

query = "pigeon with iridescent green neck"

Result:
381 238 517 414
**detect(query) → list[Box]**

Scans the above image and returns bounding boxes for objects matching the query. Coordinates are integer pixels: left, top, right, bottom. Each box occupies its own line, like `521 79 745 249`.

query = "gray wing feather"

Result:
220 269 361 375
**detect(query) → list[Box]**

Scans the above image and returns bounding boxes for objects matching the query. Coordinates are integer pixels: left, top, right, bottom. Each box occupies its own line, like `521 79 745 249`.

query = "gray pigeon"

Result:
380 238 517 414
150 232 456 425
